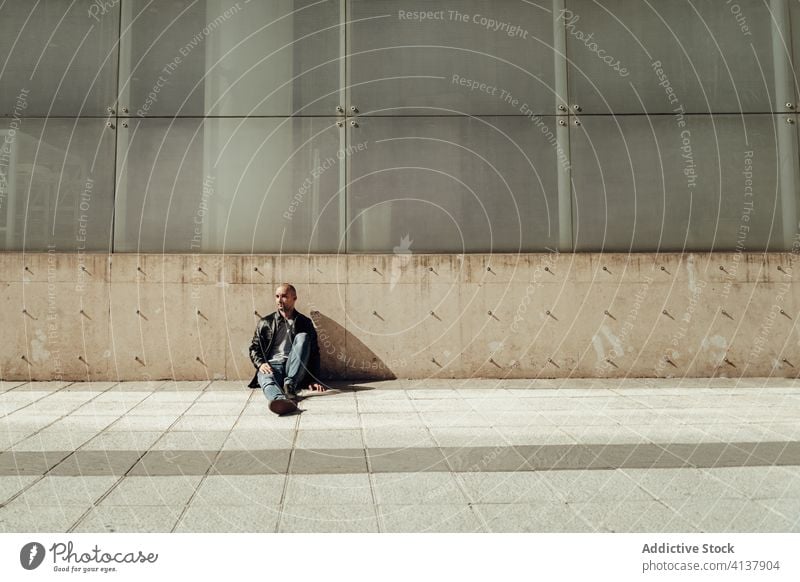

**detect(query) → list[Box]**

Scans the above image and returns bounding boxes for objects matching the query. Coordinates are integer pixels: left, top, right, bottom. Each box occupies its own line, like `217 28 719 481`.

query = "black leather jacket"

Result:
247 310 321 389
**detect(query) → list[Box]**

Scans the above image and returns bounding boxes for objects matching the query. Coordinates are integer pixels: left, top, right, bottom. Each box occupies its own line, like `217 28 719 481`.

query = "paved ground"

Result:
0 378 798 533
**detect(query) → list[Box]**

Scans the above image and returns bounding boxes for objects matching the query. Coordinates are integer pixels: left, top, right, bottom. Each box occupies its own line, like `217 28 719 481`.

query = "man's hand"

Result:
259 363 273 374
307 382 327 392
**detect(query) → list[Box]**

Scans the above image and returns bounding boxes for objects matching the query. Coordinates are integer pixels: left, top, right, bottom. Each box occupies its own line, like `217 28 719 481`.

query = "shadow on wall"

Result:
311 311 396 382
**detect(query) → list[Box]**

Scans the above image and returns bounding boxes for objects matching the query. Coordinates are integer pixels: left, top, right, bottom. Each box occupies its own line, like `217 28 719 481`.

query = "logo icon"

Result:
20 542 45 570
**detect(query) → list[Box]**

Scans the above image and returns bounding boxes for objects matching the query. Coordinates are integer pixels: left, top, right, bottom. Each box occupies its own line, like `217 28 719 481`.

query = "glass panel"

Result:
348 0 559 115
570 114 795 252
119 0 341 117
115 117 343 253
0 118 115 251
565 0 790 114
347 116 560 252
0 0 119 116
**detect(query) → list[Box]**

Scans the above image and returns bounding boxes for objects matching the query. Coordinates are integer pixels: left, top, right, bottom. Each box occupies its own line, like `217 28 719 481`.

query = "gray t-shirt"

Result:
267 316 296 364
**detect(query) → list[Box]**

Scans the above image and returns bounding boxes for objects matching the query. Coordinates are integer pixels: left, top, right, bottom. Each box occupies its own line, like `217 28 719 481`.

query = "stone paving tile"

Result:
0 381 26 392
428 427 509 448
290 449 367 474
13 476 118 506
455 388 513 399
537 469 654 503
223 429 295 450
11 382 71 392
698 466 800 499
624 424 722 444
406 389 460 399
0 392 48 406
142 392 199 402
73 505 183 533
569 500 698 533
621 468 748 500
22 401 84 415
285 473 372 505
11 431 98 452
103 381 163 392
754 499 800 527
360 413 425 430
729 407 800 423
442 446 528 472
128 451 214 477
99 476 202 506
378 504 485 532
196 389 251 401
0 475 39 504
72 401 141 415
411 399 474 412
372 472 465 505
0 502 90 533
192 475 285 505
175 504 280 532
279 504 379 532
88 391 152 404
211 450 290 475
128 403 194 416
663 409 745 425
660 442 800 468
561 425 651 445
295 429 363 450
296 413 362 430
578 443 694 470
156 381 209 392
295 399 359 414
494 426 577 446
357 399 417 413
106 416 179 432
468 398 547 412
692 424 791 443
760 422 800 440
456 471 562 504
0 451 72 475
0 402 27 416
51 416 121 432
601 410 679 425
508 397 584 410
79 431 162 452
205 381 247 392
538 411 623 426
49 451 143 477
665 498 798 532
235 415 298 430
363 427 436 449
368 447 449 473
184 402 246 416
0 414 63 432
475 502 595 532
0 432 33 450
151 431 229 451
170 415 239 432
355 389 410 401
420 411 493 428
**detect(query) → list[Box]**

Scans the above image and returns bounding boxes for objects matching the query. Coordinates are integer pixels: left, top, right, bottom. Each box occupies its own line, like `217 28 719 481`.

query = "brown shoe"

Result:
269 398 298 416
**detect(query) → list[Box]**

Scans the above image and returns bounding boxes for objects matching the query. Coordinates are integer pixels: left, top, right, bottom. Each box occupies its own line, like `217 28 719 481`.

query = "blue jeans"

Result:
257 332 311 401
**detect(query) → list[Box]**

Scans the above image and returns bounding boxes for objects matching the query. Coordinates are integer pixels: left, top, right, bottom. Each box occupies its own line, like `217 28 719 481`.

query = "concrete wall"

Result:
1 251 798 382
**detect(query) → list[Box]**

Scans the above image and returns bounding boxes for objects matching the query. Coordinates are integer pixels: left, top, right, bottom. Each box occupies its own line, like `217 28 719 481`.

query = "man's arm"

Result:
248 320 266 369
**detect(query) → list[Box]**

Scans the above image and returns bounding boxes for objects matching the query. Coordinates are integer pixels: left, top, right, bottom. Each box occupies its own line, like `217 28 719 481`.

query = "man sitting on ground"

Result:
247 283 326 415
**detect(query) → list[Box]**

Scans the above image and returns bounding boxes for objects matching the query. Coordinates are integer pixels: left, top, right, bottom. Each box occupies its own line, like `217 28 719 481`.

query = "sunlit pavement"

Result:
1 378 798 533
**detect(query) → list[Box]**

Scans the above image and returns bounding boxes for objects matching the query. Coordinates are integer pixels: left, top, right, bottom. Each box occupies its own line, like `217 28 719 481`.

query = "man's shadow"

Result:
310 311 397 386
